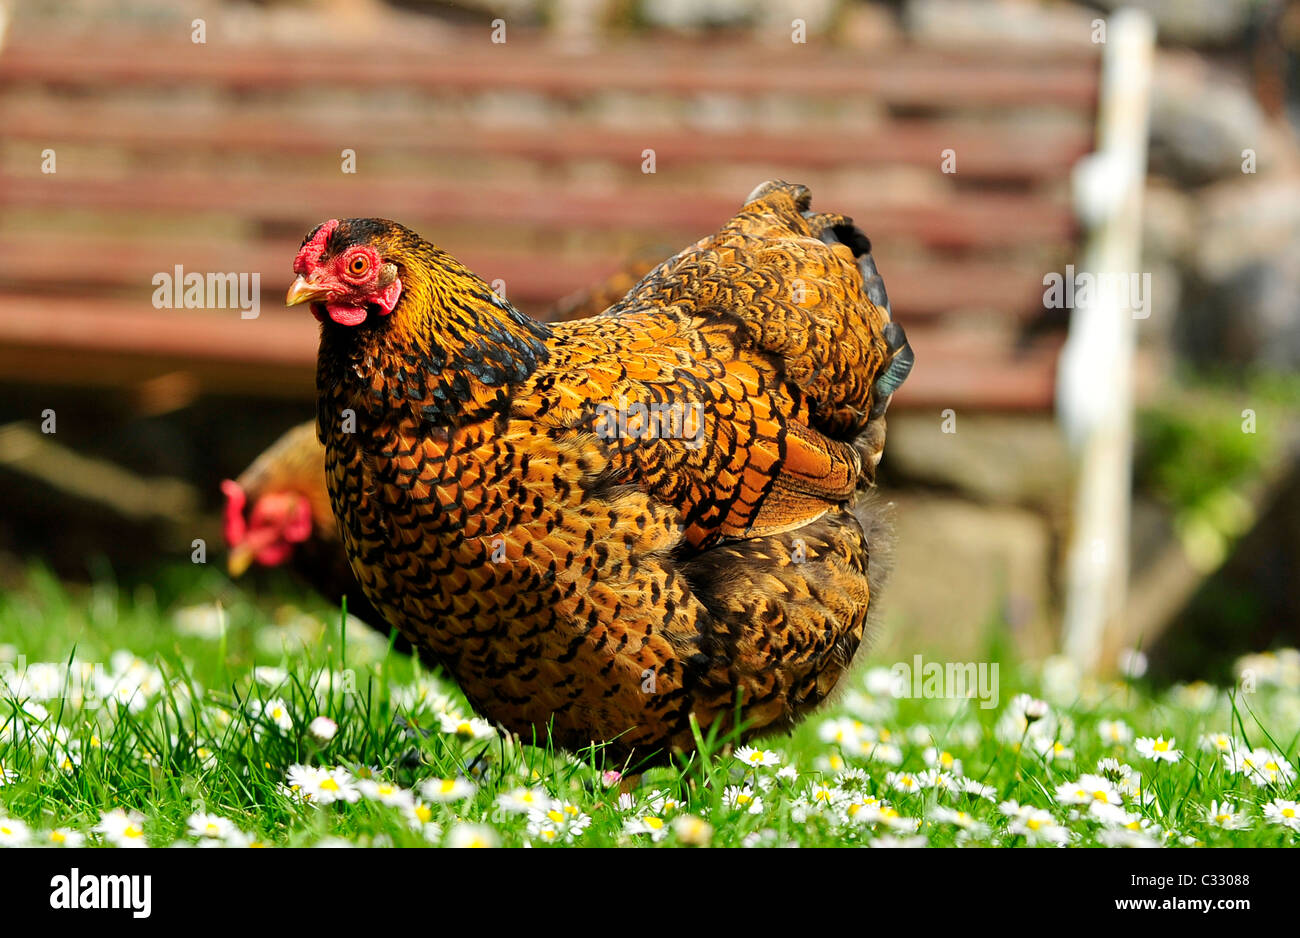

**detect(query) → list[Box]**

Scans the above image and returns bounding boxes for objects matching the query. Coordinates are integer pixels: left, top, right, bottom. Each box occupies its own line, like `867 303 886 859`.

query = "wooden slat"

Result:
0 295 1059 409
0 235 1054 320
2 175 1076 251
5 104 1091 182
0 36 1100 109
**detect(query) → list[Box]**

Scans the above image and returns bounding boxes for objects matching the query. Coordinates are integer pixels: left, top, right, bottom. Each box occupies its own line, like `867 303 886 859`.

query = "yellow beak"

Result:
286 275 329 307
227 545 256 579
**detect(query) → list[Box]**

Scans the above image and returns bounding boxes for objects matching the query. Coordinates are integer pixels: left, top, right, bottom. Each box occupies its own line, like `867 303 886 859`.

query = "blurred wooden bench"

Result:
0 24 1099 411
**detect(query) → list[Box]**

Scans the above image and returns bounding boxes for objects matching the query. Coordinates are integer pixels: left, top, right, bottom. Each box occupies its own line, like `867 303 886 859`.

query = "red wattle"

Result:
220 479 247 545
327 304 368 326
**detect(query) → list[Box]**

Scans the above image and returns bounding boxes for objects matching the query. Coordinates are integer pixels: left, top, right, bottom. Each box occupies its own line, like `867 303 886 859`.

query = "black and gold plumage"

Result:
290 181 913 765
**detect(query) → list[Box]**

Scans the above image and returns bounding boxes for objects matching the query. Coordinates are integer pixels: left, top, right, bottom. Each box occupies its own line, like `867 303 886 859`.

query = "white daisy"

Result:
291 765 360 805
929 806 988 835
1055 774 1121 808
1263 799 1300 832
0 817 31 847
723 785 764 814
496 787 556 815
43 827 85 847
249 697 293 733
885 771 922 794
1134 736 1182 763
95 808 148 848
307 716 338 742
734 745 781 768
186 812 237 841
446 822 499 848
1203 800 1250 830
1098 719 1134 745
1198 732 1235 755
923 748 963 775
357 779 415 809
624 815 670 841
671 814 713 846
438 713 496 741
420 776 475 803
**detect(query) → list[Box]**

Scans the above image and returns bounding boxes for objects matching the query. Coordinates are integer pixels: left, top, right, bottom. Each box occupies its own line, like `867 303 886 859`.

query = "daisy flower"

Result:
858 804 921 832
1098 826 1160 848
624 815 669 841
1098 719 1134 745
670 814 713 846
186 812 238 841
292 766 360 805
918 769 957 792
869 834 928 848
438 713 496 741
1055 774 1121 808
358 779 415 810
43 828 85 848
1203 800 1250 830
249 697 293 733
1134 736 1182 763
496 787 557 815
308 716 338 742
403 802 442 840
420 776 475 803
1263 799 1300 832
923 748 963 775
1198 732 1235 755
527 803 591 844
95 808 148 848
929 806 988 835
1006 807 1070 846
446 822 499 848
886 771 922 795
861 741 904 766
723 785 764 815
735 745 781 768
841 794 884 824
0 817 31 847
959 778 997 801
1224 747 1295 787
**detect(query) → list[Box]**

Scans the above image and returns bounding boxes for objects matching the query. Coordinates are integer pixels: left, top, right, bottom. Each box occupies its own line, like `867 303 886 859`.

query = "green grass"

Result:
1 564 1297 848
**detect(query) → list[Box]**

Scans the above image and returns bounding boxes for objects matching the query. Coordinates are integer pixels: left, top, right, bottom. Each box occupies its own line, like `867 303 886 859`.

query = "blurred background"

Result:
0 0 1296 683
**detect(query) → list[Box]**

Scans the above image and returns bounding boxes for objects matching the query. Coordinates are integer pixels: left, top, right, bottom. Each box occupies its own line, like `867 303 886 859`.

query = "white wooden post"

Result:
1058 9 1156 673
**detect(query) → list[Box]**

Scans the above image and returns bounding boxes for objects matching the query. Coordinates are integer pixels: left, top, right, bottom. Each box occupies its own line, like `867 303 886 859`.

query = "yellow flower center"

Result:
415 805 432 823
1153 740 1169 752
644 816 664 830
50 830 66 843
320 778 340 791
124 825 143 839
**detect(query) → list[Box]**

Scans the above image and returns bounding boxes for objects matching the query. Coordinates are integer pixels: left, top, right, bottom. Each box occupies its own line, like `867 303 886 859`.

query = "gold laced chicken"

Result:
285 181 913 765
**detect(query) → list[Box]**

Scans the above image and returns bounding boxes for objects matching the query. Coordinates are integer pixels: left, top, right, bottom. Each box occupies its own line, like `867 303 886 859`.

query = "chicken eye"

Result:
348 254 370 276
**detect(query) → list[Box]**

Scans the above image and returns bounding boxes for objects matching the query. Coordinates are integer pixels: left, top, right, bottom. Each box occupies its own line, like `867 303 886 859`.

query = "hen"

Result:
221 258 670 629
288 181 912 765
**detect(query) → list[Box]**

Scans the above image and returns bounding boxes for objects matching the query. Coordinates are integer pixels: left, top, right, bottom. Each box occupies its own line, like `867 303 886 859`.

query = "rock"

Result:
885 414 1071 511
1180 178 1300 368
903 0 1097 50
1090 0 1259 47
1148 54 1266 186
872 494 1055 661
